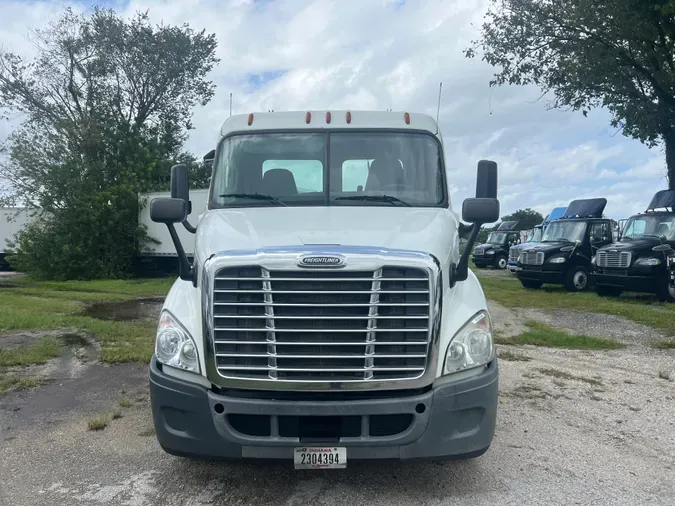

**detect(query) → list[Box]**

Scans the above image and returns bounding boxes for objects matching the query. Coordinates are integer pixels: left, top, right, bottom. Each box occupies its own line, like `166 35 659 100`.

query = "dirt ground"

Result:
1 293 674 505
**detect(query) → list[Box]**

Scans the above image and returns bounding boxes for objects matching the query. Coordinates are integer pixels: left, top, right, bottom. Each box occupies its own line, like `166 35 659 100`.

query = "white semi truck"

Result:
147 109 501 468
0 207 30 268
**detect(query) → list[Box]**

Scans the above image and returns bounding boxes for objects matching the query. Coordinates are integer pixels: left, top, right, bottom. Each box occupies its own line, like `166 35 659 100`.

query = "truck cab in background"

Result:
147 110 501 467
594 190 675 301
507 206 567 274
471 220 520 270
516 198 613 292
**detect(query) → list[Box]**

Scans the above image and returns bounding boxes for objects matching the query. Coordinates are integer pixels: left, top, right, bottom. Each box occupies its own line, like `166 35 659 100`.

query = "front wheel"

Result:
494 254 508 270
520 279 543 289
565 266 589 292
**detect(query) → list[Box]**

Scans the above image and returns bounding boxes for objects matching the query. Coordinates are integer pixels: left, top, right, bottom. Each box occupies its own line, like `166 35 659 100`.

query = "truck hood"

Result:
196 206 458 264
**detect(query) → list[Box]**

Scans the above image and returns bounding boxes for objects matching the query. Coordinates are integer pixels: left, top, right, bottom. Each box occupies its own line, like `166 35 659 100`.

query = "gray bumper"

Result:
149 356 498 461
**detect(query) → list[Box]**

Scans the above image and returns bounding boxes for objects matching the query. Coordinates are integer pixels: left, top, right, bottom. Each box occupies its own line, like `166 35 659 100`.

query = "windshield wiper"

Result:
219 193 288 207
334 195 412 207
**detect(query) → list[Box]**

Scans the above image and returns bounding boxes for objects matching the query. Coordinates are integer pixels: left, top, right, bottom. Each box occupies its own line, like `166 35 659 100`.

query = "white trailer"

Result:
138 189 209 257
1 207 29 256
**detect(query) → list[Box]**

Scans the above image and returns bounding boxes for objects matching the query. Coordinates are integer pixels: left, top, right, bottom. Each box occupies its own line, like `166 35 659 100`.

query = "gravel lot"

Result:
1 299 674 505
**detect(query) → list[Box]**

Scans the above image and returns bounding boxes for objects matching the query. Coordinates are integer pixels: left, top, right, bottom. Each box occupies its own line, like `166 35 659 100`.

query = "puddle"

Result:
85 298 164 322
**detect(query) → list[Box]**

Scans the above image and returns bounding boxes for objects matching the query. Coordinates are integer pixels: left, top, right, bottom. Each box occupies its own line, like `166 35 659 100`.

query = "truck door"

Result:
590 221 612 253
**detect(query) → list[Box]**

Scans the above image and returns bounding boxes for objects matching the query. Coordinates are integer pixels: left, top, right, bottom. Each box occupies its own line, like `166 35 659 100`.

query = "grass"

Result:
0 277 172 364
650 340 675 349
497 349 532 362
87 414 109 431
496 321 624 350
119 397 132 408
0 338 61 367
536 367 603 386
476 271 675 335
0 376 46 393
112 409 123 420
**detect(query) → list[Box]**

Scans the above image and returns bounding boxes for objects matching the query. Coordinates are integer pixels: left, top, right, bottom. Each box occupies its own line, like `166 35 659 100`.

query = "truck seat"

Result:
365 157 404 191
262 168 298 197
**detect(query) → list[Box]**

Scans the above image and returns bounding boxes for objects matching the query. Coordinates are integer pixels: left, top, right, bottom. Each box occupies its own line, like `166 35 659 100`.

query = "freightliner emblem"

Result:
298 255 346 268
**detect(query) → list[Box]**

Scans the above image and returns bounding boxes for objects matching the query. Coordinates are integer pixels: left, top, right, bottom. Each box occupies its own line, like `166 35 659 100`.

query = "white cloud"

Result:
0 0 668 220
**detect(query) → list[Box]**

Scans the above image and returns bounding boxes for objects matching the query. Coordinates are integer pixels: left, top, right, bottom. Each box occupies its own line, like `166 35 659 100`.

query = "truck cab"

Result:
471 220 520 270
507 206 567 274
594 190 675 301
146 110 501 467
516 198 613 291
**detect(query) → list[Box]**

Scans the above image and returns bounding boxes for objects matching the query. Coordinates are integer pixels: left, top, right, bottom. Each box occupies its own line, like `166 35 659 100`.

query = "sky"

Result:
0 0 668 220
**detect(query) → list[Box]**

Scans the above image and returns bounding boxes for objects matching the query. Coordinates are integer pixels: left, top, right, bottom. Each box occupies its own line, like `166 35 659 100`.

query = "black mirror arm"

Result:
166 223 195 285
451 222 483 287
181 220 197 234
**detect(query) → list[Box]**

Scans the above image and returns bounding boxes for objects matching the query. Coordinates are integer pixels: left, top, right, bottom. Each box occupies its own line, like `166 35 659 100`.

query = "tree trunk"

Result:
665 124 675 190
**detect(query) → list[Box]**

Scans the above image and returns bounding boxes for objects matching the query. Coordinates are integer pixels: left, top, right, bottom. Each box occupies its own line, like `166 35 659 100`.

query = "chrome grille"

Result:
509 246 519 261
596 251 631 268
520 251 544 266
211 266 431 382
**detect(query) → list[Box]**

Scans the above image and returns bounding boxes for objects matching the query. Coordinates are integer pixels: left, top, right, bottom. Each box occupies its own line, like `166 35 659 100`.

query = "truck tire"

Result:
565 265 589 292
494 253 508 270
520 279 543 289
596 285 622 297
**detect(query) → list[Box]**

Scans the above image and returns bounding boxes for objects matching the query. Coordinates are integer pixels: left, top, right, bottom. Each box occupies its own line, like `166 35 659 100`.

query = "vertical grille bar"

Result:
364 268 382 379
262 268 277 380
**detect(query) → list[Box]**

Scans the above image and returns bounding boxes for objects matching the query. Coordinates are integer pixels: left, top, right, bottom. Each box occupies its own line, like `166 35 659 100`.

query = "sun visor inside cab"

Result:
497 220 518 231
647 190 675 211
562 198 607 219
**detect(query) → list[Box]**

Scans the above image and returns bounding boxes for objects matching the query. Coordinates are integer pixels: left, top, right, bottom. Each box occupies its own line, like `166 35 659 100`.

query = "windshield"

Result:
622 214 675 240
486 232 506 244
528 228 543 243
542 221 587 243
210 131 445 208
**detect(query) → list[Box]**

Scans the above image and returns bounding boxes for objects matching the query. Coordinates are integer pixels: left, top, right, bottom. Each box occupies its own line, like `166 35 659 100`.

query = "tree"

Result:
500 208 545 230
0 8 218 279
465 0 675 188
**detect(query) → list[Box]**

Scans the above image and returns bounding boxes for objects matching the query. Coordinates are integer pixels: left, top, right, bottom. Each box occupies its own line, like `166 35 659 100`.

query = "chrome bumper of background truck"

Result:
149 355 498 461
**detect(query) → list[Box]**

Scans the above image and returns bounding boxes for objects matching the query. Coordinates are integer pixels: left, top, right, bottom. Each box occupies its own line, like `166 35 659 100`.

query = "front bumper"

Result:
594 270 661 294
516 266 565 285
472 255 495 267
149 356 498 461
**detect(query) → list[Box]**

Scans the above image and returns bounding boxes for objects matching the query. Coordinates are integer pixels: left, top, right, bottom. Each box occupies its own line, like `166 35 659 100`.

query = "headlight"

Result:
156 310 200 373
549 256 566 264
635 257 661 266
443 311 493 375
486 250 495 255
591 255 596 265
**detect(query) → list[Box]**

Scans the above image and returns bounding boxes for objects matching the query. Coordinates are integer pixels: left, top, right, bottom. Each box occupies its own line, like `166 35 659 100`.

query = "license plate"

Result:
293 447 346 469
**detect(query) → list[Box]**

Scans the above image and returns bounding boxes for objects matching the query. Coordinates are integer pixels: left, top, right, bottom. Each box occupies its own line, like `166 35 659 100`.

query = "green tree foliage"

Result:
500 208 545 230
465 0 675 188
0 8 218 279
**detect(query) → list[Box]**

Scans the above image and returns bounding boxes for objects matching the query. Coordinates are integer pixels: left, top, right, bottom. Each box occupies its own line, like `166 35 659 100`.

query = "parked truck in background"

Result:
471 220 520 270
147 110 501 468
0 207 30 269
593 190 675 301
507 206 567 274
516 198 614 292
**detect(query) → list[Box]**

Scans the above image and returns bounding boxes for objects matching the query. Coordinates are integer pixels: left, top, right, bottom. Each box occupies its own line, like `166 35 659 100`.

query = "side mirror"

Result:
171 164 190 203
475 160 498 199
462 198 500 224
150 197 194 284
452 161 500 287
150 198 188 224
204 149 216 167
